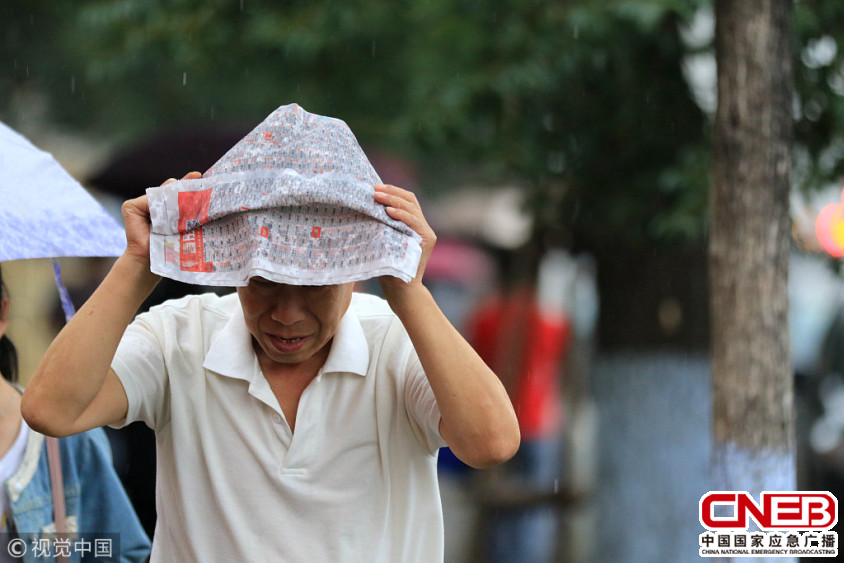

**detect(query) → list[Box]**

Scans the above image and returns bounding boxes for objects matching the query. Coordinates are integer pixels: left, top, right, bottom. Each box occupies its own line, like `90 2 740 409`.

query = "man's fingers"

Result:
373 184 437 286
162 171 202 187
121 194 149 214
374 185 431 229
374 183 408 195
378 196 426 234
374 184 420 213
376 193 415 215
374 183 415 202
383 205 420 229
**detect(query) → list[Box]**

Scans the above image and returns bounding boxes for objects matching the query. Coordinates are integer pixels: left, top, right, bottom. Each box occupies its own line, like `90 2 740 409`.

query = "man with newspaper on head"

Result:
22 104 519 562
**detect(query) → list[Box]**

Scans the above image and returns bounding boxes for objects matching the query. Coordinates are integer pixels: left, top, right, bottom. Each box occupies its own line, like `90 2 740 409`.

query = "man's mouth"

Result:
268 333 309 353
277 336 304 343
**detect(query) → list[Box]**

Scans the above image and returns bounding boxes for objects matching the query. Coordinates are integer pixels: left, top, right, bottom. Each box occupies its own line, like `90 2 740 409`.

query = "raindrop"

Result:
240 0 244 11
810 418 841 454
183 72 188 86
828 72 844 96
70 76 76 94
573 25 579 39
553 479 559 493
804 99 823 122
547 151 565 174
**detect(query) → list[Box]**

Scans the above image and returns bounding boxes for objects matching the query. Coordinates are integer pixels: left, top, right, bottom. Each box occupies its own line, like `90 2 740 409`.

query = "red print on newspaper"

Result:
178 190 214 273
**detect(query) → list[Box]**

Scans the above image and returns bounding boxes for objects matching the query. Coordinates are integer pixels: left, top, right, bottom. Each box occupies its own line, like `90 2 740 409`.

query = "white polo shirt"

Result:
111 291 446 562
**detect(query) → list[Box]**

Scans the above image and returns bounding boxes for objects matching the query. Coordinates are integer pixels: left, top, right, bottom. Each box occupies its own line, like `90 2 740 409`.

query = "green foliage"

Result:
9 0 834 249
794 0 844 191
396 0 708 245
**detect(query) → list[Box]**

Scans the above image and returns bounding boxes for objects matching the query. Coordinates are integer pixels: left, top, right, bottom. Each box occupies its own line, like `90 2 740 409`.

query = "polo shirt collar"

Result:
320 301 369 377
203 304 257 382
203 298 370 380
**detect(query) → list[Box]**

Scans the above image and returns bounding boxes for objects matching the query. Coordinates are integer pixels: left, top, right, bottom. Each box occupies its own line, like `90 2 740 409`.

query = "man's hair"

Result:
0 264 19 382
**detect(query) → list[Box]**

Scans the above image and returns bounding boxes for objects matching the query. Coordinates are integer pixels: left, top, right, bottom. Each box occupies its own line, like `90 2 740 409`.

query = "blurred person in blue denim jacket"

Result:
0 264 150 562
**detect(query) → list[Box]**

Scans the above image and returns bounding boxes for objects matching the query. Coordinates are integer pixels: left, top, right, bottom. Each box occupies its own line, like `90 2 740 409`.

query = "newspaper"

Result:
147 104 422 286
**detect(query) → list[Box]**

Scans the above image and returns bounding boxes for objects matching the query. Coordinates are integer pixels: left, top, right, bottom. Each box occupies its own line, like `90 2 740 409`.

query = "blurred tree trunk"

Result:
709 0 794 511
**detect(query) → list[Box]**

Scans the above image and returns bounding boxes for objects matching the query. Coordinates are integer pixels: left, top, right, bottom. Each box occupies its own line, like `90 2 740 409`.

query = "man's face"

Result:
237 279 354 368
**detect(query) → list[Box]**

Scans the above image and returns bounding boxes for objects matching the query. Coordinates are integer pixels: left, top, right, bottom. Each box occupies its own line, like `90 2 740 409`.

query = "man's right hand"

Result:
122 171 202 267
121 195 155 267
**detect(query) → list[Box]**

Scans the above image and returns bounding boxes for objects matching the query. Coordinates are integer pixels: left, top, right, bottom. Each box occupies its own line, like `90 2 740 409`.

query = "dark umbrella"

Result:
88 124 421 199
87 124 253 199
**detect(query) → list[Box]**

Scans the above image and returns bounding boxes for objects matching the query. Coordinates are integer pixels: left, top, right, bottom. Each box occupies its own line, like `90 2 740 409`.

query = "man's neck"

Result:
254 341 331 433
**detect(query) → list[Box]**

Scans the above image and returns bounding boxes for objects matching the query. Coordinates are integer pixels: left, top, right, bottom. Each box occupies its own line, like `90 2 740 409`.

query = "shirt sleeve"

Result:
110 314 170 432
403 350 447 454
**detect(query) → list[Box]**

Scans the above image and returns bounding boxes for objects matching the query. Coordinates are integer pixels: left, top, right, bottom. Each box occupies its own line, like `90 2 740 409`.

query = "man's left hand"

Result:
373 184 436 299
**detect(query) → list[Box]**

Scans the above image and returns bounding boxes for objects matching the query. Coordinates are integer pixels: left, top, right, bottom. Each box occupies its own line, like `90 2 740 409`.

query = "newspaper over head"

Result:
147 103 422 286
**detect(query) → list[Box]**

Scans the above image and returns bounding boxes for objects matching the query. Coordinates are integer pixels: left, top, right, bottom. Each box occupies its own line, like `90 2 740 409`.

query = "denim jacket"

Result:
4 427 150 562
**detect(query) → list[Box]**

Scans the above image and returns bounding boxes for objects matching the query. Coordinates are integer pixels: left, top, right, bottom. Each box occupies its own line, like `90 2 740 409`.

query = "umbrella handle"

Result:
52 259 76 323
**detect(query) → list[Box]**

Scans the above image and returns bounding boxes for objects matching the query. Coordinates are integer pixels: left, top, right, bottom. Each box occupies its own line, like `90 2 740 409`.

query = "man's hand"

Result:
121 195 155 266
121 171 202 268
374 183 436 301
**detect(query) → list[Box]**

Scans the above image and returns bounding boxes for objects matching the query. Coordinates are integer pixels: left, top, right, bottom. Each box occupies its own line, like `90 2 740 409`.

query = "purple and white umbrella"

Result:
0 120 126 319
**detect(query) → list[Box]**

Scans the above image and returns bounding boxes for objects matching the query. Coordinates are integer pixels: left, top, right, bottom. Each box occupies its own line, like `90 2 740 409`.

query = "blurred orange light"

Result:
815 190 844 257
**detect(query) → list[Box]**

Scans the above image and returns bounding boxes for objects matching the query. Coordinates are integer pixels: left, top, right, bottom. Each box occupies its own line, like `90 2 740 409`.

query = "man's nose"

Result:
270 286 307 325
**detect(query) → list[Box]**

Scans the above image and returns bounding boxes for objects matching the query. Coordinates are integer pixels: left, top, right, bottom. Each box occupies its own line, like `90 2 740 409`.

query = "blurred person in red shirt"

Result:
467 245 572 563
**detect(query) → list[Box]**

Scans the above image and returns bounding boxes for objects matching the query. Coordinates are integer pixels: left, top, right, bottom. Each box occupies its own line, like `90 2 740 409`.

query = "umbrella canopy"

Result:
428 186 533 250
0 120 126 262
87 124 253 200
